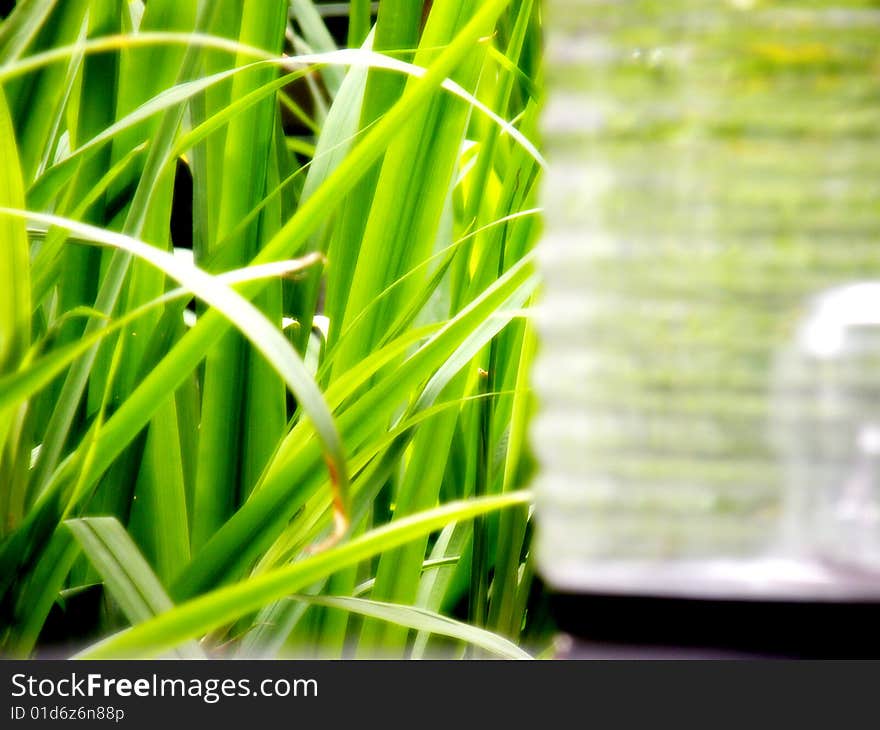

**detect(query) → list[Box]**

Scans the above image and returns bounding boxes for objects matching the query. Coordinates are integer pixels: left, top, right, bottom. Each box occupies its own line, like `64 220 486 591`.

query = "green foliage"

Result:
0 0 546 658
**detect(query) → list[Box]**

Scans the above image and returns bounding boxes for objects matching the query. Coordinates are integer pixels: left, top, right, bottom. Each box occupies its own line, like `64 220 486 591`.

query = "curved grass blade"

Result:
12 38 541 209
77 491 531 659
172 254 536 600
0 255 321 416
3 0 517 602
257 389 519 572
292 594 532 659
0 0 58 64
65 517 203 658
326 209 542 368
0 208 349 517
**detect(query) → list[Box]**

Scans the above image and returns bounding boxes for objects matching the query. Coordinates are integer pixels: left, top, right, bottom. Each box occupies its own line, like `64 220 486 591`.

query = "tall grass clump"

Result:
0 0 548 658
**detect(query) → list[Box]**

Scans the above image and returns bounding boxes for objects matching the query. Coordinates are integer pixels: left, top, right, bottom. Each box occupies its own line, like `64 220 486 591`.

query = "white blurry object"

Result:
773 283 880 572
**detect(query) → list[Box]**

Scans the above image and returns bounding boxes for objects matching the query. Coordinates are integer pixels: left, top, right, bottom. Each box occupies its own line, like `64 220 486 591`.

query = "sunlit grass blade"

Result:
0 208 348 498
0 91 30 378
294 594 532 659
0 85 31 537
171 254 535 601
2 1 521 609
78 491 531 659
0 255 322 417
1 0 545 659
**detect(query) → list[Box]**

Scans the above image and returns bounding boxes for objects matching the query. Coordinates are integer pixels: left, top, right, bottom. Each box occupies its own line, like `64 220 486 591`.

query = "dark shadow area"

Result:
553 593 880 659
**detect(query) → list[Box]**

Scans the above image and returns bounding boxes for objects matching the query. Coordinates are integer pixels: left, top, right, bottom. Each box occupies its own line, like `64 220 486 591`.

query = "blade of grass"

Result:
65 516 203 658
128 394 191 586
0 85 31 536
172 255 535 600
0 255 323 417
296 594 531 659
348 0 372 47
28 2 211 508
9 529 79 656
290 0 344 96
192 0 287 550
411 522 473 658
0 0 58 64
78 491 531 658
322 0 423 347
6 0 87 183
0 0 516 610
0 89 29 379
488 321 535 637
0 208 347 492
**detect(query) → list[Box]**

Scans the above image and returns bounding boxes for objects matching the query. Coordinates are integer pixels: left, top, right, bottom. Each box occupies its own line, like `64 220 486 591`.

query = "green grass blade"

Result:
65 516 175 621
65 517 203 658
357 380 464 652
6 0 518 598
9 530 79 656
128 395 191 586
77 491 531 658
488 321 536 636
347 0 372 47
0 0 58 64
8 1 87 183
322 0 423 343
172 254 535 600
0 208 348 500
291 0 344 96
193 0 287 550
411 522 473 658
0 89 30 375
296 594 532 659
0 255 321 416
0 85 31 535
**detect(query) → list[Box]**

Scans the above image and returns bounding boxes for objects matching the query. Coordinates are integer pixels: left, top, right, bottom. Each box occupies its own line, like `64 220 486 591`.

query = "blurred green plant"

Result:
0 0 547 658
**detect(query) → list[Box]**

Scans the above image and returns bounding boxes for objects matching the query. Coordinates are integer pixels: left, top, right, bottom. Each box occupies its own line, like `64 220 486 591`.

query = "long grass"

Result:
0 0 548 659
